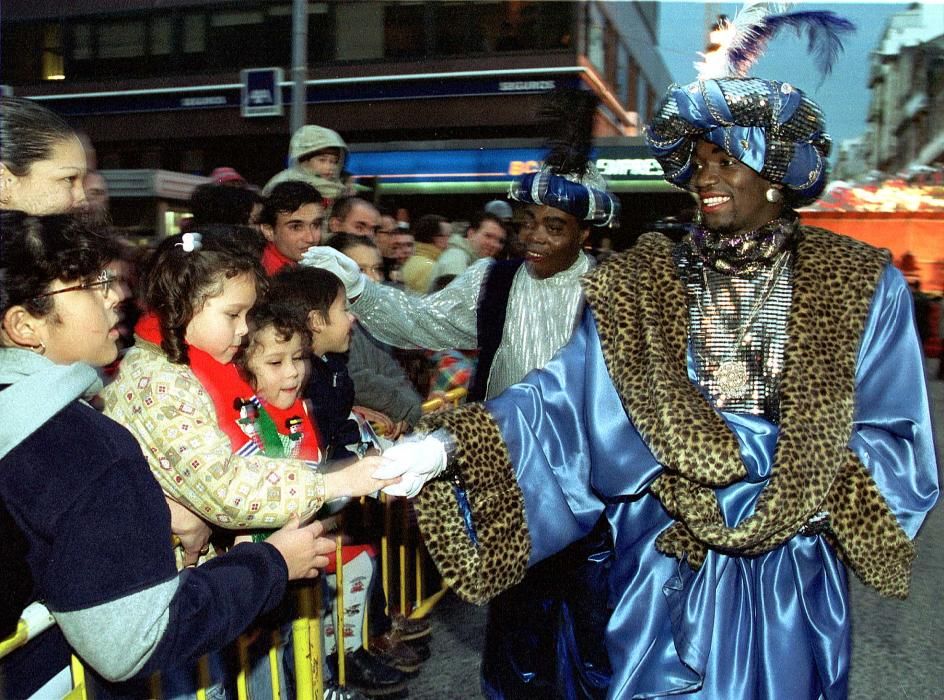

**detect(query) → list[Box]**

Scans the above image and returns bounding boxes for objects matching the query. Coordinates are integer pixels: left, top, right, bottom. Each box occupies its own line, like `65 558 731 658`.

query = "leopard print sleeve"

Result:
414 404 531 605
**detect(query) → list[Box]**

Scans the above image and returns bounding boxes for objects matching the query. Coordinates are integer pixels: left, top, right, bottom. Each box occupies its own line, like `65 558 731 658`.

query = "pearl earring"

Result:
765 188 783 203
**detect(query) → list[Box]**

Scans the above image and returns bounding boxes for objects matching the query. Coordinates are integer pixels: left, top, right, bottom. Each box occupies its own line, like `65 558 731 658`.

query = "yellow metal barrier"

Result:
335 535 347 689
0 602 88 700
291 581 323 700
65 656 87 700
379 386 466 621
420 386 468 414
0 619 29 660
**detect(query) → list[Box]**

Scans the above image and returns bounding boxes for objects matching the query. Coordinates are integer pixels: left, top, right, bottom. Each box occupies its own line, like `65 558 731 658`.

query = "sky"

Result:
654 1 921 150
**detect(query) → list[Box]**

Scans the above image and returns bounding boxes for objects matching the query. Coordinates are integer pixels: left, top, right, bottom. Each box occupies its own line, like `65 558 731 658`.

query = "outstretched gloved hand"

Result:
300 246 366 299
372 434 448 498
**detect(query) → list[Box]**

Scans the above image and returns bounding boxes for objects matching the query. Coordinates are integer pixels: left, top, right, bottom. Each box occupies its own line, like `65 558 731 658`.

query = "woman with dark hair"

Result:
0 212 336 698
0 93 216 555
0 96 88 215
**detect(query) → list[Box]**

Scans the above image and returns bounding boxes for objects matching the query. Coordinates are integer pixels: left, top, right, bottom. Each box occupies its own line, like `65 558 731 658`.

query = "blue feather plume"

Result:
697 4 856 80
729 11 855 77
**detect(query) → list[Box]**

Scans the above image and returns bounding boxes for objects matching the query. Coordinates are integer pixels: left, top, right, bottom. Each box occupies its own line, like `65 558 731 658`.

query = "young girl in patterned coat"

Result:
102 230 396 541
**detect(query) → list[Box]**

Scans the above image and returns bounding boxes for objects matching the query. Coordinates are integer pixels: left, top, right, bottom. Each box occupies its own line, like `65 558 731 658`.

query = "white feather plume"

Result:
694 1 855 82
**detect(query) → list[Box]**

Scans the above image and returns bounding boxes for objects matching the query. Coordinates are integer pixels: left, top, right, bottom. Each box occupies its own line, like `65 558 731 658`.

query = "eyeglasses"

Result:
33 270 118 300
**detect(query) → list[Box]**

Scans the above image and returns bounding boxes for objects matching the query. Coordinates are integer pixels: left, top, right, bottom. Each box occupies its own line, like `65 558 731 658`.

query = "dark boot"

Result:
391 614 431 642
369 630 423 673
329 649 408 697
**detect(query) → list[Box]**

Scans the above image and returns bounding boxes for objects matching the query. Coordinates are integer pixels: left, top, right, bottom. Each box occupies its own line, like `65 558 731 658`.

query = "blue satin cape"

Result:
481 264 939 699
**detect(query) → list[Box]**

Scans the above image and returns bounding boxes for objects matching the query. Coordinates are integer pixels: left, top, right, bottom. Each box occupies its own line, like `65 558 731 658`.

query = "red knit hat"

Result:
210 166 247 186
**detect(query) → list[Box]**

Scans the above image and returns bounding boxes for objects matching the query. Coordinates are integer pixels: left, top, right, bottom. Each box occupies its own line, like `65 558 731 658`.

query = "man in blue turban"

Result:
384 67 939 699
298 91 621 694
300 92 618 404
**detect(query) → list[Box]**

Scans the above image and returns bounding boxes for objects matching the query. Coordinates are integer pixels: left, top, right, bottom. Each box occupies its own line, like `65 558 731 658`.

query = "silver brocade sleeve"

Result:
350 258 491 351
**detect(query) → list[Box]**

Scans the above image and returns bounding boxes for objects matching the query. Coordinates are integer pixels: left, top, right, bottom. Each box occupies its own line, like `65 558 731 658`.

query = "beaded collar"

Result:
688 212 798 276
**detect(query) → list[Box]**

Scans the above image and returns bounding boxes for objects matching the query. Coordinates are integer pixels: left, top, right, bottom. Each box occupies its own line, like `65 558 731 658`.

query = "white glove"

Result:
299 246 366 299
372 435 447 498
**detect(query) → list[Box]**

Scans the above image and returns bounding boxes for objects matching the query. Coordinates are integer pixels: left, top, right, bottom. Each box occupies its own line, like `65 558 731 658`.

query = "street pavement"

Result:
846 361 944 699
405 365 944 699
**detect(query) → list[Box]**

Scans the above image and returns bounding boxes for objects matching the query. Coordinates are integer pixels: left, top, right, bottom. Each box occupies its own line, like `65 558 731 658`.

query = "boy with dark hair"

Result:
268 266 429 694
258 181 324 274
268 266 356 452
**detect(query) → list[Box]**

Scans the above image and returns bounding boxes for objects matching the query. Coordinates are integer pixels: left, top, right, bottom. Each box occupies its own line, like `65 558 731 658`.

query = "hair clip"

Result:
176 232 203 252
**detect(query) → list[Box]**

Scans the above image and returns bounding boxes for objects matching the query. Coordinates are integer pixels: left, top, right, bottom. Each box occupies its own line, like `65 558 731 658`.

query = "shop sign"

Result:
241 68 284 117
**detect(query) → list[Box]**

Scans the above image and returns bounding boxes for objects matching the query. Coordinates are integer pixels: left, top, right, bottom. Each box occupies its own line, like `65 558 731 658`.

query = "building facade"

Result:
865 3 944 174
3 1 685 241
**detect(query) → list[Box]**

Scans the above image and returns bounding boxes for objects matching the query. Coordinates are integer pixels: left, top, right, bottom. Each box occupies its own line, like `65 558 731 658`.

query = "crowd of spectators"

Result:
0 102 525 699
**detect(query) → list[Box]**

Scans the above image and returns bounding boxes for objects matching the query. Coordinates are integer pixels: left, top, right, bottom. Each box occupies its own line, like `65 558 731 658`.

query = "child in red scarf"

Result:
233 300 322 463
236 298 407 694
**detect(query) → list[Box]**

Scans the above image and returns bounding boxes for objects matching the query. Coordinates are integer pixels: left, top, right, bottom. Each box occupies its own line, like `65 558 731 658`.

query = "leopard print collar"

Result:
583 226 915 597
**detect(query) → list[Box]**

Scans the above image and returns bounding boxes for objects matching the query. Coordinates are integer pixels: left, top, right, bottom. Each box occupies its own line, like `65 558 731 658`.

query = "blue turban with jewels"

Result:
508 89 620 227
645 77 831 207
509 165 619 227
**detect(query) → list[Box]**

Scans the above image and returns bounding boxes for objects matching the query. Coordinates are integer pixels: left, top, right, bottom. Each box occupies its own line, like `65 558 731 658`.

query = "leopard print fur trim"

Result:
583 227 915 597
413 404 531 605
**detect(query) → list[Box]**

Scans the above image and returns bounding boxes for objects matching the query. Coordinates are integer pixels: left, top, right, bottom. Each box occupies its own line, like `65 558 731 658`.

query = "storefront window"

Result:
336 3 384 60
71 24 93 61
616 44 629 106
637 74 649 124
210 10 265 28
587 3 605 73
151 16 173 56
432 2 493 56
183 14 206 54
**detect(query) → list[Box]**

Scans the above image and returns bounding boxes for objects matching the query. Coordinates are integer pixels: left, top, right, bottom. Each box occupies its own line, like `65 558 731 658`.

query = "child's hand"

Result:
266 518 335 580
166 497 212 566
324 454 404 500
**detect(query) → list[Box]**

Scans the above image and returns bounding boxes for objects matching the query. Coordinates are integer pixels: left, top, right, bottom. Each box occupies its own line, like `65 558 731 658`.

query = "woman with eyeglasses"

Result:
0 140 334 700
